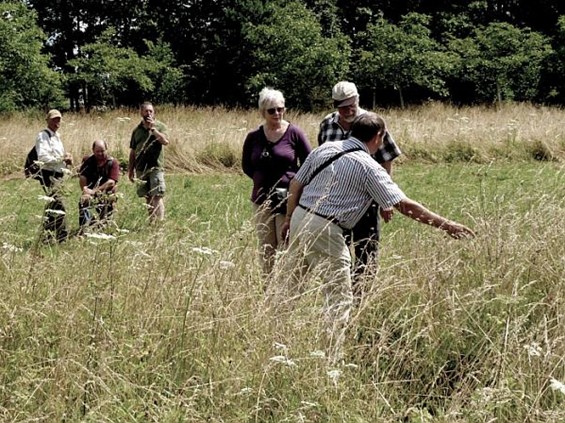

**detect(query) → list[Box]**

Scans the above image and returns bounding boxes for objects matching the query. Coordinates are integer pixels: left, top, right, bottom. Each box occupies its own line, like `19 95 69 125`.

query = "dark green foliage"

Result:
0 2 64 111
67 29 183 109
448 22 552 104
244 1 350 110
355 13 455 108
543 16 565 104
1 0 564 110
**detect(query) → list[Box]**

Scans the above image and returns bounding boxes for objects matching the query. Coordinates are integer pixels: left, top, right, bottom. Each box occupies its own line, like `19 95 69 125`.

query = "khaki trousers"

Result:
284 206 353 363
253 203 286 274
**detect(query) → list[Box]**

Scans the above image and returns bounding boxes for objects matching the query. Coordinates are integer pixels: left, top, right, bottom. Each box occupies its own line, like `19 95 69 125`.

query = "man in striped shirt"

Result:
281 112 474 363
318 81 401 290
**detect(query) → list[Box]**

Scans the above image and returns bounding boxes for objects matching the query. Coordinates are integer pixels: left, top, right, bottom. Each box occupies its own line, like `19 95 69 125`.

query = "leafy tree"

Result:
28 0 156 109
28 0 107 110
302 0 342 37
152 0 267 106
68 29 154 109
0 1 63 112
244 1 351 110
542 15 565 103
143 40 185 105
449 22 552 103
355 13 455 108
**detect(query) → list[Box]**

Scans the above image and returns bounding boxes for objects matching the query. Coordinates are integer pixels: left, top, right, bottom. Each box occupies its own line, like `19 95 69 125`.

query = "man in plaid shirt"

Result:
317 81 402 294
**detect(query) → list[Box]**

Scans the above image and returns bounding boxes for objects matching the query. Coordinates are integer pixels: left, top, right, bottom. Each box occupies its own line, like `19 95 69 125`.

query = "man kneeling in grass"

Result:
280 112 475 364
78 140 120 233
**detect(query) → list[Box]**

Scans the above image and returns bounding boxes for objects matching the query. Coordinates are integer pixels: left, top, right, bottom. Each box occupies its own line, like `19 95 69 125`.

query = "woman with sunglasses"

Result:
242 87 312 274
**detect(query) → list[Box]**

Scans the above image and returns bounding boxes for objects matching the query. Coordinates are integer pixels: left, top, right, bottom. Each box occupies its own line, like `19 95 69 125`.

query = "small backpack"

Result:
24 130 49 180
24 146 41 179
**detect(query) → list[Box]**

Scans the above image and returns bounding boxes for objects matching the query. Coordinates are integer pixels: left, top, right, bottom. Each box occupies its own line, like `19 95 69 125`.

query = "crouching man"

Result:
79 140 120 231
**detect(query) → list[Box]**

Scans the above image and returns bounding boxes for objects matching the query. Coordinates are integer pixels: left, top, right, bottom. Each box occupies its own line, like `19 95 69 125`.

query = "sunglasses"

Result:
267 107 285 115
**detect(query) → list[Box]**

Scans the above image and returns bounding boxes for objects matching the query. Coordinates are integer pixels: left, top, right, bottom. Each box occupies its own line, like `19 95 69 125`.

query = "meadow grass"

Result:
1 157 564 421
1 102 564 178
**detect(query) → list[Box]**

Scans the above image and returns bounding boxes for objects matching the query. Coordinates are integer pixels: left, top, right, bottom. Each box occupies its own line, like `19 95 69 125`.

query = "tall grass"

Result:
1 157 564 421
1 104 564 420
2 103 564 177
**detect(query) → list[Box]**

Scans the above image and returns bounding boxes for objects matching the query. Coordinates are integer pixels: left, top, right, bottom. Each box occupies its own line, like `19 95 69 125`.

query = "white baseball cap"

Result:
332 81 359 102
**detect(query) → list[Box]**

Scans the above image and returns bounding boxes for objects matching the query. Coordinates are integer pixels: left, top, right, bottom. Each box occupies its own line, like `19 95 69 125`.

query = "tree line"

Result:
2 0 565 112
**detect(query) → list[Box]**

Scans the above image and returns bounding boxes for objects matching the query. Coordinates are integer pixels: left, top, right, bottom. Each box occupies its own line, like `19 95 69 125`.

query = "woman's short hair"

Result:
350 112 386 143
258 88 285 112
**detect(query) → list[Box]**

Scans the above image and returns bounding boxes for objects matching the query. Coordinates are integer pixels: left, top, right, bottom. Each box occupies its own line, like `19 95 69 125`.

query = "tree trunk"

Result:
398 86 405 109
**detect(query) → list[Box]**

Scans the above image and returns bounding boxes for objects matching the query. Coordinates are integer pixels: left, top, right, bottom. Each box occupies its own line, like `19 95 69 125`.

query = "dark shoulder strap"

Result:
104 158 114 176
305 147 363 186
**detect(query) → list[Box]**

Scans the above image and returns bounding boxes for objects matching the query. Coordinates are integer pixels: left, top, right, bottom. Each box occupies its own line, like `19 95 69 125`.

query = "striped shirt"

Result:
317 108 402 164
294 137 406 230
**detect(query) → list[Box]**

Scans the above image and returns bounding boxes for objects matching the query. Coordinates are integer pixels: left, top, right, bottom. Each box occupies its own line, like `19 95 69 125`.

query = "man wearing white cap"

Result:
35 109 74 242
317 81 401 292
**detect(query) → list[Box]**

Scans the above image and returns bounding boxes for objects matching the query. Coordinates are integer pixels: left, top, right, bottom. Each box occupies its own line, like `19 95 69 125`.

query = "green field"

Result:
1 162 564 421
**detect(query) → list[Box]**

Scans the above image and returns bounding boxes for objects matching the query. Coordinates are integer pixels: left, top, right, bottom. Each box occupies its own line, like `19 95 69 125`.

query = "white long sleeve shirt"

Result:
35 128 66 173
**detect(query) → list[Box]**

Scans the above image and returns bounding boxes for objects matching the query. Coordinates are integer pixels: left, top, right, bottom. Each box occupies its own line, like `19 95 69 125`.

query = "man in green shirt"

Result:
128 102 170 222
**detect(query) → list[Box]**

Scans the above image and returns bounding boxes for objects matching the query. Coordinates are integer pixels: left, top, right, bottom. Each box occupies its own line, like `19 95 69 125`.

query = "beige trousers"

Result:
253 203 286 274
282 206 353 363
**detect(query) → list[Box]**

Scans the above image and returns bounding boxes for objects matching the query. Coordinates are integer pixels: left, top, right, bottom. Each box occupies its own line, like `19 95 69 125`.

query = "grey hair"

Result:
258 87 285 112
350 112 387 143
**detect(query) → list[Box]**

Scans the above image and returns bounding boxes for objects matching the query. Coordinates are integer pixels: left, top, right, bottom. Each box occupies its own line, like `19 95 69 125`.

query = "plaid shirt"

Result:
317 109 401 164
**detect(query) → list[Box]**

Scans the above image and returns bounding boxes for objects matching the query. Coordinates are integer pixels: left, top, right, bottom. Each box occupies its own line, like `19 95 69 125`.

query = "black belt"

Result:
298 204 345 230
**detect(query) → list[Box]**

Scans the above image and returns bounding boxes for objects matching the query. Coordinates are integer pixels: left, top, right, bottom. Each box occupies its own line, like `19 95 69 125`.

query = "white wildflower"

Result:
269 355 296 367
37 195 55 202
2 243 22 253
273 342 288 352
550 378 565 395
327 369 342 385
192 247 217 255
85 233 116 240
309 350 326 359
300 401 318 408
344 363 358 369
45 209 66 216
524 342 542 357
237 387 253 396
219 260 235 269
